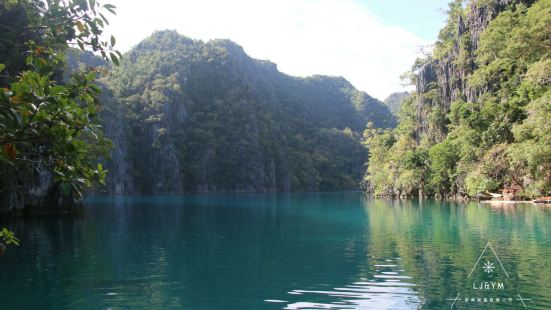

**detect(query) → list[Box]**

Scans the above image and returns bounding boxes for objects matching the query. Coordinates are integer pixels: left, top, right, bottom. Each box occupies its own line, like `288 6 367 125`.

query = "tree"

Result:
364 0 550 198
0 0 120 253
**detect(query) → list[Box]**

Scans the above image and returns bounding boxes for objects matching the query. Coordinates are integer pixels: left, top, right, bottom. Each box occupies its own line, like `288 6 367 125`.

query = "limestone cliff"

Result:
414 0 533 143
98 31 396 194
365 0 550 198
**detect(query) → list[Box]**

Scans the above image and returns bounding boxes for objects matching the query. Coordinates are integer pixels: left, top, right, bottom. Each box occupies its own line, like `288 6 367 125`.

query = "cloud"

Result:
106 0 426 99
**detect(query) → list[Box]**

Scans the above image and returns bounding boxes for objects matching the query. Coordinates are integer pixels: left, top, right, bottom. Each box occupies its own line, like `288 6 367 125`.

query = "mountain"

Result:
96 30 395 194
364 0 550 198
383 91 410 116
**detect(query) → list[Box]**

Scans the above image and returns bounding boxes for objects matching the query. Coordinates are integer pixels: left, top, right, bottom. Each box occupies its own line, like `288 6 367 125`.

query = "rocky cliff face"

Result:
99 84 134 195
365 0 549 198
413 0 530 143
96 31 395 194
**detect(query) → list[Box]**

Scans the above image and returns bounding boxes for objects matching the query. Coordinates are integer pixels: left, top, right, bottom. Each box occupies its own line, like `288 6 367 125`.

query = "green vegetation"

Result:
96 31 395 194
0 228 20 246
0 0 119 248
1 1 396 212
364 0 550 198
0 227 20 256
383 91 409 117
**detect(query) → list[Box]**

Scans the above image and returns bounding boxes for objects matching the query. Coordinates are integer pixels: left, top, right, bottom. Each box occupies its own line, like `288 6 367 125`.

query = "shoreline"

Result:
480 200 551 206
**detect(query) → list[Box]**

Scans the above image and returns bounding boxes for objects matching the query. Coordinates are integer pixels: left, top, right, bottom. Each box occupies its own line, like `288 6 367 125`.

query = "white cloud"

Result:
105 0 426 100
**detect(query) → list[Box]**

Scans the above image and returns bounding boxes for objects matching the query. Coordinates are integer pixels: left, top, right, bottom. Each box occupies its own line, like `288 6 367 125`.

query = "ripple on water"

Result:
272 257 422 310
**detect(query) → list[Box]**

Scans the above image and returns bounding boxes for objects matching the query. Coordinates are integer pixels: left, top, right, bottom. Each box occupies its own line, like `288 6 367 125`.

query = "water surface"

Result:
1 192 550 309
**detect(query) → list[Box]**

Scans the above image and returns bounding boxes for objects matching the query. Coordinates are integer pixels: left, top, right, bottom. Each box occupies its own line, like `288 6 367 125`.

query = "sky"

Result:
104 0 449 100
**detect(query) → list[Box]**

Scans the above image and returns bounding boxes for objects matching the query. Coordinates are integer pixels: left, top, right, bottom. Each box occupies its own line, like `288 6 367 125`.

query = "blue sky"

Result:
106 0 450 100
361 0 448 42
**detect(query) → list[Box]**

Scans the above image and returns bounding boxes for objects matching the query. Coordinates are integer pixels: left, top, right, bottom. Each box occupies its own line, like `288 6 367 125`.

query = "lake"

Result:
1 192 550 309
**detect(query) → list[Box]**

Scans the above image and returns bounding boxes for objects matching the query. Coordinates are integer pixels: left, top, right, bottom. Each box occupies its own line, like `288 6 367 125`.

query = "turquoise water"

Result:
1 192 550 309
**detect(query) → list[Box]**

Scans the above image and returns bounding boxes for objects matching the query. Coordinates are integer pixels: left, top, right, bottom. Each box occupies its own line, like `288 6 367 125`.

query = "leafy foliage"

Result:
383 91 409 116
0 1 118 212
365 0 550 198
97 31 395 193
0 228 20 246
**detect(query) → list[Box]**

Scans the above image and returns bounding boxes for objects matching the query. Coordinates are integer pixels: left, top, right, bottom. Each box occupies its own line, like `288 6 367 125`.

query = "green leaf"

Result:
0 64 5 72
50 85 67 96
0 228 20 246
103 3 116 14
81 0 89 11
99 13 110 25
110 35 116 47
85 71 96 81
109 53 119 66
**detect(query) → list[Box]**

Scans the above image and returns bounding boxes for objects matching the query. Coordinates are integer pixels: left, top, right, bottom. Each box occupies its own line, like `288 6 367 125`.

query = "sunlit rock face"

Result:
412 0 525 144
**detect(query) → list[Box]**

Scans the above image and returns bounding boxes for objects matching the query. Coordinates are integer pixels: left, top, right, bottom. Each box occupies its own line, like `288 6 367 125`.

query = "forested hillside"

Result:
96 31 395 194
384 91 410 116
364 0 550 198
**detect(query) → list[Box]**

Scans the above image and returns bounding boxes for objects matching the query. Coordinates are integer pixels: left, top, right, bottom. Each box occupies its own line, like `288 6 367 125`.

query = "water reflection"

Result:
0 193 550 309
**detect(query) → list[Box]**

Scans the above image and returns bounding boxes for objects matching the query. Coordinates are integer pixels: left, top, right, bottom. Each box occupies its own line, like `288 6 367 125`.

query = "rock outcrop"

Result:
413 0 528 143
